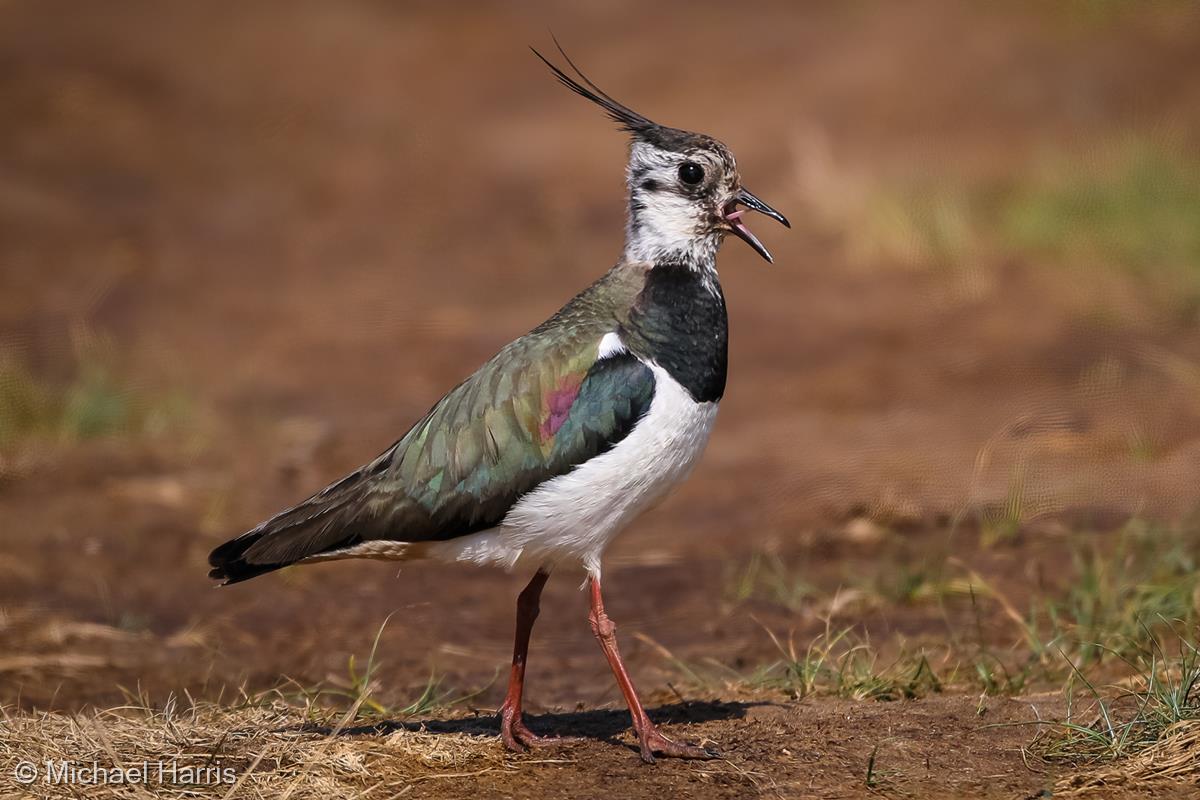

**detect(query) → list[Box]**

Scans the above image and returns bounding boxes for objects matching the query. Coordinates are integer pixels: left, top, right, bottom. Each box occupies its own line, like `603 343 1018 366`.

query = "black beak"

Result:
724 187 790 263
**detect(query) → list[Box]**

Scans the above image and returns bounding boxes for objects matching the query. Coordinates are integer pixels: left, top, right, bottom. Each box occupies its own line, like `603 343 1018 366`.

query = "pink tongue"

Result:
731 216 753 237
726 208 754 236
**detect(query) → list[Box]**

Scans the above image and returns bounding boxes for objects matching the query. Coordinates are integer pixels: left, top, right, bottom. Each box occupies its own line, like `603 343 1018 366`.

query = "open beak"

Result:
722 188 790 263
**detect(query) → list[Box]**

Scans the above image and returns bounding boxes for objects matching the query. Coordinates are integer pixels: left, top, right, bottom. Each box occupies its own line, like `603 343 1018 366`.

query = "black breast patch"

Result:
624 265 728 403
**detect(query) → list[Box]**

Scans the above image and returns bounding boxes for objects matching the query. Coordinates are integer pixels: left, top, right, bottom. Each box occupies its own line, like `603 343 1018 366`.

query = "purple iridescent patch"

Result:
539 375 583 440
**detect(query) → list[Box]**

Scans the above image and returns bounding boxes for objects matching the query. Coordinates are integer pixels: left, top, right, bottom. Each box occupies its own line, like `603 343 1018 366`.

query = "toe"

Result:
639 728 718 761
501 728 530 753
504 716 582 751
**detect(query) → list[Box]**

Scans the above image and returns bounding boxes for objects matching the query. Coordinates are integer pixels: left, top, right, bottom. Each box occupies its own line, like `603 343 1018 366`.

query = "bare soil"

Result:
3 2 1200 798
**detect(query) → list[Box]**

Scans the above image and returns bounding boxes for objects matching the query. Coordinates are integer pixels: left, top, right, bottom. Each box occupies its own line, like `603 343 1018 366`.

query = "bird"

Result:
208 43 789 763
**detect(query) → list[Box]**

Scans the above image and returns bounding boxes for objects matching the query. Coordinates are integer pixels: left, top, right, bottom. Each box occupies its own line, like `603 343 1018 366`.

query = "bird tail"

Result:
208 459 390 585
207 531 293 585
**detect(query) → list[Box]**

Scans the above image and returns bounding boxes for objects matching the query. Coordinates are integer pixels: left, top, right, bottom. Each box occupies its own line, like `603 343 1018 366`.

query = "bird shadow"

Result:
289 699 762 751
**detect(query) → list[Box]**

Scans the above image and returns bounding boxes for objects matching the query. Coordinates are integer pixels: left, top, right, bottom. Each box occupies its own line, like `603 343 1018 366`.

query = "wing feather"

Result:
208 326 655 584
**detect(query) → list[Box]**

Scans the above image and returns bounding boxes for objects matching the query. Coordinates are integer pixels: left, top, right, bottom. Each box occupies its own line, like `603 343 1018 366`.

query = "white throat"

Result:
623 200 722 269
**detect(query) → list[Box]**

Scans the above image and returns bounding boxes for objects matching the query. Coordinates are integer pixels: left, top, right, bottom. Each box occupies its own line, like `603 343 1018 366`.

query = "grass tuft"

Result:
688 620 944 703
267 615 494 721
718 518 1200 701
817 139 1200 312
1041 623 1200 766
0 326 191 477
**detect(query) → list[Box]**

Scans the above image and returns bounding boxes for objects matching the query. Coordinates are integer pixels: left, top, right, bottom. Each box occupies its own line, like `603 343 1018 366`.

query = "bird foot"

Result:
501 711 583 752
635 725 718 764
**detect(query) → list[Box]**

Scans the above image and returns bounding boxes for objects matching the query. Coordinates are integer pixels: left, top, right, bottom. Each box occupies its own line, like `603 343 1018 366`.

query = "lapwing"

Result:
208 44 789 763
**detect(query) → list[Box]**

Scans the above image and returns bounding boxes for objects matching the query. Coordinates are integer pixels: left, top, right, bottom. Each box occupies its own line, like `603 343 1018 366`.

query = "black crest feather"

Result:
531 38 660 135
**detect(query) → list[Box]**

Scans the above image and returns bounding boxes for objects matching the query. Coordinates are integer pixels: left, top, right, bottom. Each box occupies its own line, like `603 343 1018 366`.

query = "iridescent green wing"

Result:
379 327 655 535
208 325 655 583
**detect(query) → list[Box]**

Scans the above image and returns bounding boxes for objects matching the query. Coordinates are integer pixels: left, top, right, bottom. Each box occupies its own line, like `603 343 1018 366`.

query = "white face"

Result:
623 139 740 265
533 49 787 265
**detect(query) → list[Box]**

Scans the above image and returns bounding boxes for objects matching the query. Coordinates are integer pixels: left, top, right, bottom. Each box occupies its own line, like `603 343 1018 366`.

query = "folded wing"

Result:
208 329 654 583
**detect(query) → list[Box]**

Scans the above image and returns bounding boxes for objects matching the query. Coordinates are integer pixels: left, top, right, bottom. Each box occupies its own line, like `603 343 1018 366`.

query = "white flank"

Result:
430 362 718 575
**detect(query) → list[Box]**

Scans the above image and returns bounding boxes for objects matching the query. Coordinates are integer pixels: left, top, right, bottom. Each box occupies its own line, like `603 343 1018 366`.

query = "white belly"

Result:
429 362 718 575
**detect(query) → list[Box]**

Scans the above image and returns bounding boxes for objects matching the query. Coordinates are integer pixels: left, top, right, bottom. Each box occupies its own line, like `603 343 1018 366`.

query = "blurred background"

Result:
3 1 1200 714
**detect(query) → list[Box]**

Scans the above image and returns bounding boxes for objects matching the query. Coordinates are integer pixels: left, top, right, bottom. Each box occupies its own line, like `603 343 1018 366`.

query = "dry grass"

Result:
1055 720 1200 797
0 700 521 799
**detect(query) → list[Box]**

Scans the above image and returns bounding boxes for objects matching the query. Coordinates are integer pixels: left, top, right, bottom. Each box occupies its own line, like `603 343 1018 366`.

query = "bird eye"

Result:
678 162 705 185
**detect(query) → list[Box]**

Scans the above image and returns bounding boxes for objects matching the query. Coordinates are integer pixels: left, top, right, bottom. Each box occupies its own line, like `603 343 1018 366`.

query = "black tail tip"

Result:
207 559 283 586
208 532 283 585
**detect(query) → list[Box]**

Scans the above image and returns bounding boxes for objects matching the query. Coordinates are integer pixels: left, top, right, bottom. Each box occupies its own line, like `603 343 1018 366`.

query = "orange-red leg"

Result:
587 574 716 763
499 569 577 751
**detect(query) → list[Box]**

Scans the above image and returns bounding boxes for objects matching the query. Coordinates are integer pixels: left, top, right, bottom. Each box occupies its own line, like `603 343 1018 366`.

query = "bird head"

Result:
534 45 790 266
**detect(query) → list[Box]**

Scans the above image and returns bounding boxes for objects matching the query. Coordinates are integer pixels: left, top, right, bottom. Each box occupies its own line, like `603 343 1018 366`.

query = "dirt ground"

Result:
2 695 1093 800
4 2 1200 798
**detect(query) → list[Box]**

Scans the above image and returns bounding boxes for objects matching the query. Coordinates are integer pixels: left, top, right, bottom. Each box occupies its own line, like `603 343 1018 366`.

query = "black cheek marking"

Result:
625 265 728 403
641 179 659 192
